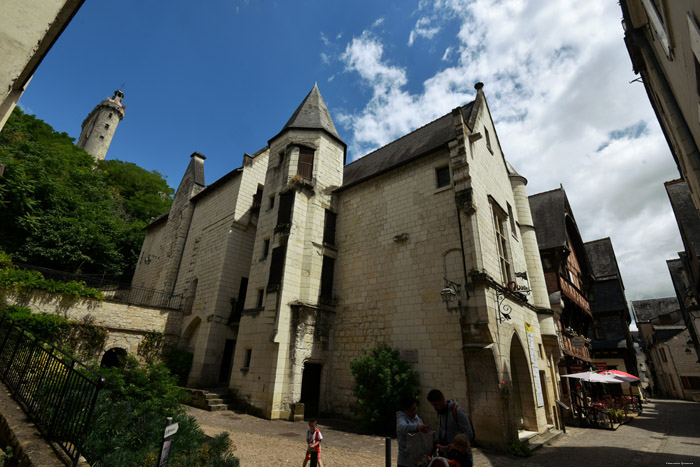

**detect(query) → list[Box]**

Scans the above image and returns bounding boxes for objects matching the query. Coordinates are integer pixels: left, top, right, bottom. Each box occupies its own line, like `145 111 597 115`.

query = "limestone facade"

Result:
132 83 561 448
0 0 84 131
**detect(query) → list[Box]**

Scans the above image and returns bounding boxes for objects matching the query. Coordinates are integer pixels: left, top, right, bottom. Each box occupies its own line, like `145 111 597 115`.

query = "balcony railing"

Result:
13 263 183 310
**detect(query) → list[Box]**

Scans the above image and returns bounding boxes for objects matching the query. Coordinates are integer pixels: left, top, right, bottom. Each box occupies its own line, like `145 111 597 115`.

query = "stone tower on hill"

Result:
77 90 125 161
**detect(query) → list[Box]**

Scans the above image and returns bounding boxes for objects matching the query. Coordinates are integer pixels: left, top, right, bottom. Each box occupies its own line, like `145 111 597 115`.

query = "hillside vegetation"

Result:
0 108 173 279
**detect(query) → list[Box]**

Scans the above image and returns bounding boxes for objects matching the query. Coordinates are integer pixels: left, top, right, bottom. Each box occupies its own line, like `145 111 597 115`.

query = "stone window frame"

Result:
489 196 513 285
435 165 451 189
268 193 275 211
261 238 270 260
241 348 252 372
256 288 265 308
485 127 493 154
507 202 518 240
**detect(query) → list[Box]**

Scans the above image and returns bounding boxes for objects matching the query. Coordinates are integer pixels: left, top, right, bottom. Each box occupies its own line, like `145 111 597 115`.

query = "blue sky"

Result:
19 0 683 308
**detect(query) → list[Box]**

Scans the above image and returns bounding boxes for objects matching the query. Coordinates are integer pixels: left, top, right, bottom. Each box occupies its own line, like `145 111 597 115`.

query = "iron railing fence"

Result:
13 263 184 310
0 312 105 466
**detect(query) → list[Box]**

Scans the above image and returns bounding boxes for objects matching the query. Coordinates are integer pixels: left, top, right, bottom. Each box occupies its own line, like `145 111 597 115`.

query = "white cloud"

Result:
373 17 385 28
320 31 331 47
442 46 453 61
408 16 441 46
338 0 683 301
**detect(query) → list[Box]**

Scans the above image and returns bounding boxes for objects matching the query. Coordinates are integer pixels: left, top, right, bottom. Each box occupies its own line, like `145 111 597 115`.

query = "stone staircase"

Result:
519 426 564 452
183 387 236 411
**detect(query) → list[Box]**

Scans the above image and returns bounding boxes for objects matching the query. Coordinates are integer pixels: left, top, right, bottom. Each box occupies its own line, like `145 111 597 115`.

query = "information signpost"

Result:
157 417 179 467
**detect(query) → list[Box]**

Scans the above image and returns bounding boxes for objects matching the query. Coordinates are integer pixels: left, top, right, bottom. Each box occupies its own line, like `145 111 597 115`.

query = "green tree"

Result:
0 108 172 278
350 343 421 434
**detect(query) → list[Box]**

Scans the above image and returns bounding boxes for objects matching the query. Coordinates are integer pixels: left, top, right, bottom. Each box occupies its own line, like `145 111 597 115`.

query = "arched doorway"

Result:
100 347 127 368
509 334 537 431
180 316 201 353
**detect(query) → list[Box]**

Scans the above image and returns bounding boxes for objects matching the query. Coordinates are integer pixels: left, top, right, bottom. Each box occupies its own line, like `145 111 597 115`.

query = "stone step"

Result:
525 429 563 452
208 404 230 411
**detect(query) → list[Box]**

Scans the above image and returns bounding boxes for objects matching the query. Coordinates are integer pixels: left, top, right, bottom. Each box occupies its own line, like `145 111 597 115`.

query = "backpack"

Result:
452 403 476 442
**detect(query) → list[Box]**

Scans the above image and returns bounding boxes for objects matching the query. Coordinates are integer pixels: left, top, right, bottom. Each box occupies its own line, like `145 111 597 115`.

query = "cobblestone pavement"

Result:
188 399 700 466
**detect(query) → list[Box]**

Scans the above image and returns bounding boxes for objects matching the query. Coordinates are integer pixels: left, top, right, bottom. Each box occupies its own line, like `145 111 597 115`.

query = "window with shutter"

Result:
320 256 335 300
298 147 314 180
276 191 294 231
323 210 337 246
268 244 287 289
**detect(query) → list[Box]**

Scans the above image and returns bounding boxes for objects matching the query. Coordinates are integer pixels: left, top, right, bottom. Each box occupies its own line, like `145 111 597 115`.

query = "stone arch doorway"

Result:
100 347 127 368
509 334 537 431
300 362 322 418
180 316 201 353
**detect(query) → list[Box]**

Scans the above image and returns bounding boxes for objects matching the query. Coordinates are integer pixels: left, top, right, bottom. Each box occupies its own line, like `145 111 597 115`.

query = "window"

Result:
485 128 493 154
104 123 110 130
231 277 247 323
660 347 668 363
108 113 113 119
320 256 335 300
507 202 517 239
242 349 252 371
682 376 700 390
99 135 104 140
298 147 314 180
252 186 263 211
268 244 287 288
268 194 275 210
262 239 270 259
323 210 337 246
493 207 512 284
435 166 451 188
279 150 286 167
256 288 264 308
276 191 294 230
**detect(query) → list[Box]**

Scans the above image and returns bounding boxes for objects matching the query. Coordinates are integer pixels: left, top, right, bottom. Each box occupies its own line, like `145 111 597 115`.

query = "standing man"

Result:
397 395 429 467
427 389 474 461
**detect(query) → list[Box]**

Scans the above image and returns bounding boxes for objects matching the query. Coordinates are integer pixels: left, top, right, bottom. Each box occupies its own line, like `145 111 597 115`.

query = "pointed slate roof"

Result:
529 187 572 251
631 297 681 323
584 238 621 281
271 84 342 144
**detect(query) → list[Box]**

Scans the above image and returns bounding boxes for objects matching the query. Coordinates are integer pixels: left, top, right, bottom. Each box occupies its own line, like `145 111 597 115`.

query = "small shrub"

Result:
163 347 194 386
350 343 420 434
507 440 531 458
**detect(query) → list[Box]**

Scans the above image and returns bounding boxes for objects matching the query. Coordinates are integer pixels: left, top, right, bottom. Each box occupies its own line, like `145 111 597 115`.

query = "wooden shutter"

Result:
268 244 287 288
323 210 337 245
298 147 314 180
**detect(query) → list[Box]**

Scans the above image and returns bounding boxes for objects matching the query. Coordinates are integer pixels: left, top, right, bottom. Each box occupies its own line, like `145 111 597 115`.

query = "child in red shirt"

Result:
303 418 324 467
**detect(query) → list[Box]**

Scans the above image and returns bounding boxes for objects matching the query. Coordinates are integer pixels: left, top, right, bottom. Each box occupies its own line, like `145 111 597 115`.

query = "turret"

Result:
77 90 126 161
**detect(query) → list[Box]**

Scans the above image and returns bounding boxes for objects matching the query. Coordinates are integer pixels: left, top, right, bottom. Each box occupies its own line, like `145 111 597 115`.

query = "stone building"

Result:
0 0 84 131
529 187 594 399
665 179 700 361
132 83 561 448
583 238 637 393
632 297 700 401
77 90 126 161
620 0 700 212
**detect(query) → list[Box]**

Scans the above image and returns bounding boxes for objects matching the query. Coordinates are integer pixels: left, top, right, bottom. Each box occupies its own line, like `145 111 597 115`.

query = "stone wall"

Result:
6 290 182 356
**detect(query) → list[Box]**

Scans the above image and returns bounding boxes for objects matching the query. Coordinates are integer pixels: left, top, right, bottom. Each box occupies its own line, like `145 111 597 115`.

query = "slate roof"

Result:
341 103 474 189
590 280 627 314
666 179 700 255
271 84 342 143
653 325 686 343
631 297 681 322
667 257 688 300
529 187 584 251
584 238 621 281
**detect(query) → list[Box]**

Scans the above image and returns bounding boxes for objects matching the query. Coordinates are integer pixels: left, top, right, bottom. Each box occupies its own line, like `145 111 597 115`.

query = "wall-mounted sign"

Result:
525 322 544 407
571 336 585 348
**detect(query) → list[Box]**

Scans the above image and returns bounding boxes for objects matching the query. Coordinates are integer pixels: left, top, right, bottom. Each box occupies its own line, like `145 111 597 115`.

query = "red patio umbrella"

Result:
598 369 640 382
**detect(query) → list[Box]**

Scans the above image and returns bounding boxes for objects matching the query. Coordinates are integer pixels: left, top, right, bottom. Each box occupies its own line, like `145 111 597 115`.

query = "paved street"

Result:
189 399 700 466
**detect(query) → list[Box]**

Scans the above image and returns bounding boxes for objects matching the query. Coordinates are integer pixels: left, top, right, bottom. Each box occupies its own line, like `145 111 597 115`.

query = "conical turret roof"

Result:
277 83 341 140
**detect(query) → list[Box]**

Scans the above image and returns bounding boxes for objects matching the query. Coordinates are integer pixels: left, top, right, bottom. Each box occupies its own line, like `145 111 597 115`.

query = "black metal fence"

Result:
0 312 105 466
14 263 183 310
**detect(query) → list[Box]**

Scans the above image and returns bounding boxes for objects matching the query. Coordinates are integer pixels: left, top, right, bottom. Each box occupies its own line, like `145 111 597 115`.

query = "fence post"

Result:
310 450 318 467
385 437 391 467
3 329 22 380
48 361 76 440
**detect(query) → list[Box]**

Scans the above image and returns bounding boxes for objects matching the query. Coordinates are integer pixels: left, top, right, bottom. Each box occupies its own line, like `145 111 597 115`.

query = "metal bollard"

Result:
385 437 391 467
310 449 318 467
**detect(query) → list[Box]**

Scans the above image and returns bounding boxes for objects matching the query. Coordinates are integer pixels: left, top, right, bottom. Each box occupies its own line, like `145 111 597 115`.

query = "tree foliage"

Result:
85 356 238 466
350 343 421 434
0 108 173 278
